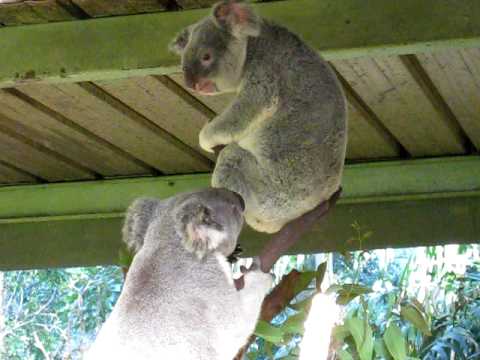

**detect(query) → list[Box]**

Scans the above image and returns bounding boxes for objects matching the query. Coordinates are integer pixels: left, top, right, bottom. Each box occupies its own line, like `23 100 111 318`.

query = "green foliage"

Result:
1 267 123 359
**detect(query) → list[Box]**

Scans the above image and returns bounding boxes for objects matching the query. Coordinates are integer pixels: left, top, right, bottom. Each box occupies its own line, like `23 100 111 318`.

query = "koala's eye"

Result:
201 52 213 66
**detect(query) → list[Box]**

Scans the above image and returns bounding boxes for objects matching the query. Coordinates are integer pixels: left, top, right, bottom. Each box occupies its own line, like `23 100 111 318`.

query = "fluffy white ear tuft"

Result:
212 1 261 38
169 26 191 55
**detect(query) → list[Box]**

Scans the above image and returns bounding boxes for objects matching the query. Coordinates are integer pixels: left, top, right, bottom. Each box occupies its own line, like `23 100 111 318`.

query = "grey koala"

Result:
170 1 347 233
84 188 272 360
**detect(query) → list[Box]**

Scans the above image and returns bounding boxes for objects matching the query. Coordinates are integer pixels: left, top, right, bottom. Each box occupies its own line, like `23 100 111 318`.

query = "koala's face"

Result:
175 19 247 95
176 188 245 257
169 1 261 95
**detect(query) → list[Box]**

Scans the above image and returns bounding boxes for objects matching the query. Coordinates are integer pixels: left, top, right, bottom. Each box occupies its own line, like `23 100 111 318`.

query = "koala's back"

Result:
85 214 248 360
232 22 347 229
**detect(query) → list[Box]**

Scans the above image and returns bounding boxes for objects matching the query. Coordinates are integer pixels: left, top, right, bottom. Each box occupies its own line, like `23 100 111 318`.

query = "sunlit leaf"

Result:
384 323 408 360
326 284 372 305
400 302 431 336
345 317 374 360
254 320 285 344
374 339 393 360
337 349 355 360
332 324 351 343
281 311 308 334
289 297 313 312
293 271 316 294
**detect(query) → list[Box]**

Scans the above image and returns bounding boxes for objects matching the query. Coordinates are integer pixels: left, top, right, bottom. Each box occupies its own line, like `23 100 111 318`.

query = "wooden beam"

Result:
0 0 479 88
1 156 480 270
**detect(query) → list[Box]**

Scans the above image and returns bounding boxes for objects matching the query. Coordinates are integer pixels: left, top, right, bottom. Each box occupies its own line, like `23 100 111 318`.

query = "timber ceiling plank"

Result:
416 48 480 150
169 73 402 160
95 76 214 160
175 0 217 10
332 56 467 157
345 102 400 160
0 131 94 181
0 162 38 185
0 87 151 177
71 0 167 17
0 0 73 26
18 82 212 174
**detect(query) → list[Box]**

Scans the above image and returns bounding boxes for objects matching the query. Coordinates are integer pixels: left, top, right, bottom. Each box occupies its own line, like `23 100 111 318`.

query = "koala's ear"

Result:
176 202 226 259
212 1 261 38
122 198 162 254
169 26 191 55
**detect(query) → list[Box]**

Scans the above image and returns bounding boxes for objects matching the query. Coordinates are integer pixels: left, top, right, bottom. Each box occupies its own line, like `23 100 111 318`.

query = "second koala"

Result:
85 189 272 360
171 1 347 233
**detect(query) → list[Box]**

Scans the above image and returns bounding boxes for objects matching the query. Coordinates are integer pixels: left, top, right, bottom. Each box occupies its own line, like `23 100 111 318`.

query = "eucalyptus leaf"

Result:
254 320 285 344
293 271 317 294
384 323 408 360
327 284 372 305
400 303 431 336
345 317 374 360
374 339 393 360
281 311 308 334
337 349 355 360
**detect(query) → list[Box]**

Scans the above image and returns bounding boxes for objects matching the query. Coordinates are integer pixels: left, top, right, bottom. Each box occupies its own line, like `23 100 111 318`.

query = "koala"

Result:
84 188 272 360
170 1 347 233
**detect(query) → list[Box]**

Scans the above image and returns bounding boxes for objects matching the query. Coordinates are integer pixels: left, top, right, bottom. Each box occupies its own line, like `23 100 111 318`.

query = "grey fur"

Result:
85 188 272 360
171 1 347 233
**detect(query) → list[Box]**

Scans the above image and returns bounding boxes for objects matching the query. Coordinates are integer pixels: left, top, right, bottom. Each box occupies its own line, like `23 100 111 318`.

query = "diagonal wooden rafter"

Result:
0 0 479 88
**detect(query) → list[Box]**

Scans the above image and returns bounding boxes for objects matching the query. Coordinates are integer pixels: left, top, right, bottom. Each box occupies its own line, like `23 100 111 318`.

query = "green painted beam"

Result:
0 0 479 88
1 156 480 270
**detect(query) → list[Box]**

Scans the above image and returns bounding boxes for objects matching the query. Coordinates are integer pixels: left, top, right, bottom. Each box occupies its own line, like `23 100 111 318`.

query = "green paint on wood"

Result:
0 0 479 87
1 156 480 270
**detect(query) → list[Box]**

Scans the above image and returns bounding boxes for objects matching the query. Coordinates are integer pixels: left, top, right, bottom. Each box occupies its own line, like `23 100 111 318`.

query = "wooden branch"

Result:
258 188 342 273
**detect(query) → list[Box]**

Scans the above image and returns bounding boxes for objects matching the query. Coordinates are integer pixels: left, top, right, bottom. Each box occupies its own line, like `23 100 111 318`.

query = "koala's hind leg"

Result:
212 144 267 225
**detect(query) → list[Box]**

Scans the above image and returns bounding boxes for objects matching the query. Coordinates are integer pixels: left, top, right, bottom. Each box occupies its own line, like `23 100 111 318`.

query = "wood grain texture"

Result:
0 161 38 184
333 56 467 156
71 0 167 17
95 76 214 160
417 48 480 150
1 87 151 177
18 82 212 174
0 0 73 25
0 129 94 181
346 102 400 160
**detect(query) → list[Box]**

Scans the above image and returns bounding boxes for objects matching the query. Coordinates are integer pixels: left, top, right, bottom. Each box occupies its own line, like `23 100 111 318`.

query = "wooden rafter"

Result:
0 0 479 87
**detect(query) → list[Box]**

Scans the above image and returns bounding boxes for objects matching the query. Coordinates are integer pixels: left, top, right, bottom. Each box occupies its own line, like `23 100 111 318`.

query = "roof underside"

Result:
0 49 479 184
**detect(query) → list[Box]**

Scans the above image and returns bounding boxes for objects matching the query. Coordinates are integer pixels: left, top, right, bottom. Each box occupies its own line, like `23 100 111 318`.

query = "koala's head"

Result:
174 188 245 258
169 1 262 95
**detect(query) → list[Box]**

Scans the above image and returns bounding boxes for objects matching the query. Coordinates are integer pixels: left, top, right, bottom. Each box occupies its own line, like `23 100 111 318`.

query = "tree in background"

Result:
0 242 479 359
1 267 122 360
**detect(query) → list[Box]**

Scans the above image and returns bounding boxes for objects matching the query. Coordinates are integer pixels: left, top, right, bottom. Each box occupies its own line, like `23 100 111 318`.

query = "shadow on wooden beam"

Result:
1 156 480 270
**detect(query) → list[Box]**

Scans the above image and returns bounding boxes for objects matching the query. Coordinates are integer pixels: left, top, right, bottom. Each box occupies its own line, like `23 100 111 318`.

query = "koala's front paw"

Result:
244 268 274 295
199 122 231 153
